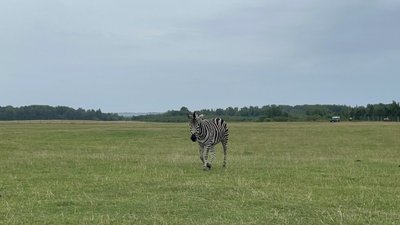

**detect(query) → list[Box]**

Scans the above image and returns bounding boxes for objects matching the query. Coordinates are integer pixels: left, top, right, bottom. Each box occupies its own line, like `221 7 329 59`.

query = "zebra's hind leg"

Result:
222 141 228 168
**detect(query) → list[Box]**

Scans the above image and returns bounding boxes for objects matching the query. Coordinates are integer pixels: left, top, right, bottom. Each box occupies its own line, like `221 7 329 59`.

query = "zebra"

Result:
188 111 229 170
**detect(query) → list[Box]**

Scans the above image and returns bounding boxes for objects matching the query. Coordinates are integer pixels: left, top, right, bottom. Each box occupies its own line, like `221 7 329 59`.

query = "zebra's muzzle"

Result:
190 134 197 142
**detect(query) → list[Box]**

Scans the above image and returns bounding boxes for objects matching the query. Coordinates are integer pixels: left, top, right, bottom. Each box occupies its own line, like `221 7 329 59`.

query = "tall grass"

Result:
1 121 399 224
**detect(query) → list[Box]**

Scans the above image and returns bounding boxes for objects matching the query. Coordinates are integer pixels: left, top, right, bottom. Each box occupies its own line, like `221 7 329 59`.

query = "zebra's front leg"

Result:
202 145 211 170
198 145 204 164
208 146 216 169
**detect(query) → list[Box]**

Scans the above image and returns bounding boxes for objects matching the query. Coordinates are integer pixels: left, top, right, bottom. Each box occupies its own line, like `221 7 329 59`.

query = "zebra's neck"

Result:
196 120 207 140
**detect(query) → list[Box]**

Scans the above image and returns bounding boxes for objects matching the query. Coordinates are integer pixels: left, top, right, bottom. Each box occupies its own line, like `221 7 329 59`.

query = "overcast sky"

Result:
1 0 399 112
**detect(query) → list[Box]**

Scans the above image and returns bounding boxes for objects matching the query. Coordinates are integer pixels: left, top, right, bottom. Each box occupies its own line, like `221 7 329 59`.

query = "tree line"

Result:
1 101 399 122
0 105 123 121
132 101 400 122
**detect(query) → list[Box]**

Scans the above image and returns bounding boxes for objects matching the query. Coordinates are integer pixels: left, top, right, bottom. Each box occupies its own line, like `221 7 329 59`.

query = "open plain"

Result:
1 121 399 224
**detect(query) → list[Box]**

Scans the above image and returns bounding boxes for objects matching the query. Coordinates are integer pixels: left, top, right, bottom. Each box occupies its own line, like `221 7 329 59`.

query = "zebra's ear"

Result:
199 114 204 119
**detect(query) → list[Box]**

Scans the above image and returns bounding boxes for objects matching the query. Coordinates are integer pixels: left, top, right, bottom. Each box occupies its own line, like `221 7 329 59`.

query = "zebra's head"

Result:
188 111 203 142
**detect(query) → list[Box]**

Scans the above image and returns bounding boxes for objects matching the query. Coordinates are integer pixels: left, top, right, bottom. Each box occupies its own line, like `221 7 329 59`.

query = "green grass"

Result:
1 121 399 225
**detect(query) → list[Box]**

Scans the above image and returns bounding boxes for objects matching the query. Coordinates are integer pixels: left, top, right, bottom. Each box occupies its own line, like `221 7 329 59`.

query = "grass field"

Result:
1 121 399 225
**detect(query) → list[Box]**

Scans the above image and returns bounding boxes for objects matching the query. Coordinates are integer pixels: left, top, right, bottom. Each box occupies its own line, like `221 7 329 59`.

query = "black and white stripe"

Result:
188 111 229 170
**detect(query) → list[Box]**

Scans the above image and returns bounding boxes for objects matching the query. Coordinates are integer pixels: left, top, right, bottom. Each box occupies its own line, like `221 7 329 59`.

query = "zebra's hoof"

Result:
206 163 212 169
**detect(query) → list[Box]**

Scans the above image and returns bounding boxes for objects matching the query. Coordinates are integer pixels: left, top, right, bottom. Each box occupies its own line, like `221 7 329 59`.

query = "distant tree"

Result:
373 104 386 121
351 106 366 120
180 106 189 114
249 106 260 117
216 108 224 116
225 107 236 116
366 104 374 121
388 101 400 120
266 105 282 118
76 108 86 119
239 107 249 117
0 106 15 120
